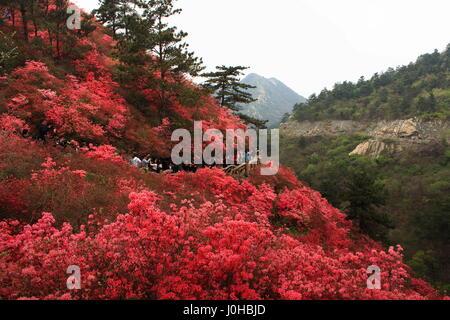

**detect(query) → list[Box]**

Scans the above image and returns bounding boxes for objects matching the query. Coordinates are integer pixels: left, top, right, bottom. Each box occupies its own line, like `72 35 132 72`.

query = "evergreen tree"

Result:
143 0 204 113
94 0 121 39
341 157 392 242
46 0 73 58
202 65 255 111
202 65 267 128
17 0 30 41
94 0 145 39
102 0 203 118
2 0 35 41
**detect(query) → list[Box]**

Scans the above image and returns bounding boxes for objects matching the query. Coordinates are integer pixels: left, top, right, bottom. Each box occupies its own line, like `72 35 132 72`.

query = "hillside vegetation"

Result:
0 1 446 300
292 46 450 122
282 46 450 292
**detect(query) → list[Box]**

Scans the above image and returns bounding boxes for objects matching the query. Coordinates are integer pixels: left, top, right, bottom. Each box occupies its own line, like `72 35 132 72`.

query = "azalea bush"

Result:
0 132 444 300
0 2 446 300
0 183 443 300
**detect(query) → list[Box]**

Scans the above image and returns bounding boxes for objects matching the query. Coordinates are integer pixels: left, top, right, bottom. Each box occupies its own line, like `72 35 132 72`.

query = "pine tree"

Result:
113 7 154 84
18 0 30 41
2 0 31 40
341 157 392 242
202 66 254 111
94 0 145 39
142 0 204 113
46 0 72 58
100 0 203 120
202 65 267 128
94 0 120 39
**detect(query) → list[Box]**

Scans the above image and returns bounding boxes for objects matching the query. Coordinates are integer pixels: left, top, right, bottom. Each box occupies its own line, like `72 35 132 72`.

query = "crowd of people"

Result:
9 120 260 175
128 151 260 175
32 121 80 151
128 156 201 174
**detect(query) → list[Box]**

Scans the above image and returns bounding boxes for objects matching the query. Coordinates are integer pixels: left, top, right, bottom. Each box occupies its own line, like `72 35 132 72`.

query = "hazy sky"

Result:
74 0 450 97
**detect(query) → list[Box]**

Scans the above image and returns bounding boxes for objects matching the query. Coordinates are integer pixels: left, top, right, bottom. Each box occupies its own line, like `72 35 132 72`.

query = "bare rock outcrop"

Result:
349 139 402 158
281 118 449 158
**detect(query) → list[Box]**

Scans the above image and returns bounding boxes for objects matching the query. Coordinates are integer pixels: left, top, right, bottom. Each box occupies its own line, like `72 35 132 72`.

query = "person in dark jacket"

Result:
36 121 51 143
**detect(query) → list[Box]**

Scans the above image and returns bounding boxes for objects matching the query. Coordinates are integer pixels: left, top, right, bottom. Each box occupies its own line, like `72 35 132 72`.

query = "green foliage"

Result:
281 134 392 241
202 65 256 111
292 46 450 121
236 113 268 129
94 0 132 39
408 250 439 283
281 134 450 288
341 156 391 240
109 0 204 115
281 112 291 124
0 31 19 75
202 65 267 127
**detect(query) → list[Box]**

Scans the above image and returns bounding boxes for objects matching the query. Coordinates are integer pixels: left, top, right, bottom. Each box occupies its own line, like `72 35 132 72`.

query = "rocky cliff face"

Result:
281 118 449 158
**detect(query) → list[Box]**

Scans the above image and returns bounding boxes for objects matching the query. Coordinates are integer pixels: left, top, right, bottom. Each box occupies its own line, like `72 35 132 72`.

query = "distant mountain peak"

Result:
240 73 306 128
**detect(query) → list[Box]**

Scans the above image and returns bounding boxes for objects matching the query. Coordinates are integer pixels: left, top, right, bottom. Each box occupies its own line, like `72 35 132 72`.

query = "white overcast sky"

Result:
74 0 450 97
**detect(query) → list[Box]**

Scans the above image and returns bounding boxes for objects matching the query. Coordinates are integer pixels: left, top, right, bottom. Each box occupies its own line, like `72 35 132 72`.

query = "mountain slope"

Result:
292 46 450 122
0 1 445 300
281 46 450 291
239 73 306 128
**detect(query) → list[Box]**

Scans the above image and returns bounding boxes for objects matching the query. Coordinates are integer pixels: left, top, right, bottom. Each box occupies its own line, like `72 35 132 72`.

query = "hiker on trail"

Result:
68 140 79 152
55 138 68 149
188 164 198 173
149 159 158 172
256 149 261 165
36 121 52 143
130 156 143 169
173 164 179 173
21 129 29 139
245 151 251 163
235 151 243 165
142 158 149 171
162 164 174 174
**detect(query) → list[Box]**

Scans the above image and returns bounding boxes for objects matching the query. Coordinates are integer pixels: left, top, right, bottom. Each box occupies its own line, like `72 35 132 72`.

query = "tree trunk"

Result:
220 84 226 106
48 29 53 46
33 20 38 37
56 32 60 58
10 8 16 27
159 72 167 119
20 5 29 41
112 17 117 39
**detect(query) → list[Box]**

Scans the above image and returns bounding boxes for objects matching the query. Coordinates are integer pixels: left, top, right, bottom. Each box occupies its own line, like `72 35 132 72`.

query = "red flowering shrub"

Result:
3 61 128 143
83 145 127 166
0 134 45 178
0 185 443 300
43 74 128 141
0 178 29 219
0 114 29 135
248 165 303 192
0 12 444 300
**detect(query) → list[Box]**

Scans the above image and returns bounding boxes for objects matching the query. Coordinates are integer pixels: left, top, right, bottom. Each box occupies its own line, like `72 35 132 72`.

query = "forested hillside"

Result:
292 46 450 121
281 46 450 292
0 1 446 300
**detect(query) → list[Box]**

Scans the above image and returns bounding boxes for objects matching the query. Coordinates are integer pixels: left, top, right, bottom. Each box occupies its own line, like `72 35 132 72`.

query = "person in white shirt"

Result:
130 156 142 169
